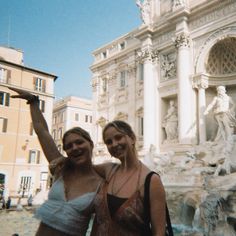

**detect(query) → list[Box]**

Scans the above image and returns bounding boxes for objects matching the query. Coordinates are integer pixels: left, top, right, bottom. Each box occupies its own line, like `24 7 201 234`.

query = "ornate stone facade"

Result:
91 1 236 234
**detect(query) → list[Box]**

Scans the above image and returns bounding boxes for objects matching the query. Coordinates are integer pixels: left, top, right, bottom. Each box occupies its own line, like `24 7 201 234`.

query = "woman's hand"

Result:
8 87 38 104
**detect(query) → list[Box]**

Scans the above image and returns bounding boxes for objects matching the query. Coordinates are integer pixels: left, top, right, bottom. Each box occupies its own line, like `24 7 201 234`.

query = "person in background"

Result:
9 87 103 236
91 120 168 236
27 194 33 207
6 196 11 209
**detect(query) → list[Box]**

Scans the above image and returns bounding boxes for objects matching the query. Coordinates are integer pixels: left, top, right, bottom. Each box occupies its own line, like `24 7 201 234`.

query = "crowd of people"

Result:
8 87 173 236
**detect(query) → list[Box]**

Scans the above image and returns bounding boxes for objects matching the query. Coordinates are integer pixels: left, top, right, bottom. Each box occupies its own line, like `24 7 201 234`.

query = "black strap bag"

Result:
144 171 174 236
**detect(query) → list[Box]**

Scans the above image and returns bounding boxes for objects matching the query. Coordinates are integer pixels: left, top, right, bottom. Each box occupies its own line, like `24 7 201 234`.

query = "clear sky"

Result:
0 0 142 100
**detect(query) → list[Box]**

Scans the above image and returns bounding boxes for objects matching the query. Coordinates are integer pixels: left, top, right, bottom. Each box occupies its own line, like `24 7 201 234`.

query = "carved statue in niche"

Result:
204 86 236 142
203 86 236 175
136 0 151 25
162 100 178 143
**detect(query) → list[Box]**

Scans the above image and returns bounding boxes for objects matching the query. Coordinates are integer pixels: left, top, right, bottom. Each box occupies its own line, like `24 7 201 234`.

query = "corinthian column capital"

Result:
175 32 190 49
136 47 159 63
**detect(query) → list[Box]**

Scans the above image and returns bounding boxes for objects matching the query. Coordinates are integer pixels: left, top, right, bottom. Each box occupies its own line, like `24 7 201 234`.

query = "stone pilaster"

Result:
175 32 192 144
137 46 159 150
193 74 209 144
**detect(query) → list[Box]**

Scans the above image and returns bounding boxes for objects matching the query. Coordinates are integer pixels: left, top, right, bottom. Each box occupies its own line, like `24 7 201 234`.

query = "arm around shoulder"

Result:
94 162 116 180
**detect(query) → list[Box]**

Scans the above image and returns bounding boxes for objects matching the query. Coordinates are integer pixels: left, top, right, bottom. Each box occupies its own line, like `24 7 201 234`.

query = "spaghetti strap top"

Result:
35 177 102 236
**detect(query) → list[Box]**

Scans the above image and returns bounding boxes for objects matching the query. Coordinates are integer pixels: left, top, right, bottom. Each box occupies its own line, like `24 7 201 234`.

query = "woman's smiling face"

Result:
103 126 135 160
63 133 93 165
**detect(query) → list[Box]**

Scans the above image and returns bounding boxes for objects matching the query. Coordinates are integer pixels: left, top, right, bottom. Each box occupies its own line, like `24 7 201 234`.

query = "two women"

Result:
10 87 102 236
9 87 169 236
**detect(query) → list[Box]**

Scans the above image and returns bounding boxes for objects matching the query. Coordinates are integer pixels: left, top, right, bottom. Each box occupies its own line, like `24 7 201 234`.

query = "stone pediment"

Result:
114 112 128 121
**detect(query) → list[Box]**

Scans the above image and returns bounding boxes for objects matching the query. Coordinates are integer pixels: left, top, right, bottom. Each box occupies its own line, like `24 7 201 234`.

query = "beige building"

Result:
91 0 236 156
0 46 57 198
52 96 93 155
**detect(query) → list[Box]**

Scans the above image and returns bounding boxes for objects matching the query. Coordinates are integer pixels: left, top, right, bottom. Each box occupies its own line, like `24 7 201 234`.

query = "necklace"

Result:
111 161 141 195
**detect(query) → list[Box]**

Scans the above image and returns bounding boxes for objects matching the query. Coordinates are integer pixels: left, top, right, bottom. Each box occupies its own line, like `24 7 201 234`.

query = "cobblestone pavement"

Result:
0 208 39 236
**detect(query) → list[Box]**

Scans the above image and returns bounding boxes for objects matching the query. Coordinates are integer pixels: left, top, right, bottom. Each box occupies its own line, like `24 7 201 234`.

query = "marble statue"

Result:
162 100 178 143
204 86 236 142
136 0 151 25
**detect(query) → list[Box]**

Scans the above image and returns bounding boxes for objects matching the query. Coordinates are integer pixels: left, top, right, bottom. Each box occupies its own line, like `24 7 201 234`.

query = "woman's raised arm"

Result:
9 87 62 163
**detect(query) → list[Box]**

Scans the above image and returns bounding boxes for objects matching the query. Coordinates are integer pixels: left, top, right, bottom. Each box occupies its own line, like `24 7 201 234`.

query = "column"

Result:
138 46 158 151
175 32 192 144
193 75 208 144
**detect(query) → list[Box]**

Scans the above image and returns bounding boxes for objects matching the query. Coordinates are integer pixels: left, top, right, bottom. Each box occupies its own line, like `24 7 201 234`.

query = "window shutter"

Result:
41 100 45 113
28 151 32 163
7 70 11 83
5 93 10 106
30 123 34 135
33 77 37 90
37 151 40 164
42 79 46 92
3 118 7 132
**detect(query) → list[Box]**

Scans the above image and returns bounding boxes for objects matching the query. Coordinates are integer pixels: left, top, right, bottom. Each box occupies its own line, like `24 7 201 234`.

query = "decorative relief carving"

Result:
136 48 159 63
127 65 136 77
155 31 175 46
160 53 176 81
91 78 98 92
115 88 128 104
172 0 186 10
136 107 143 116
98 93 108 108
136 0 152 25
189 1 236 30
174 33 190 49
136 87 143 98
96 116 107 128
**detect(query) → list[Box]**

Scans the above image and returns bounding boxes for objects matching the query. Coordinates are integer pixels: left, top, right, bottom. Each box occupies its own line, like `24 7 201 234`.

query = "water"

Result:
172 224 204 236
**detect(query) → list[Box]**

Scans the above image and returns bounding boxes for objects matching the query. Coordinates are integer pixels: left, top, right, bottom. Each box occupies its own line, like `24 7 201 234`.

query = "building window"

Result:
58 128 63 140
28 150 40 164
102 78 107 93
40 172 48 181
0 68 10 83
85 115 89 123
90 116 92 123
75 113 79 121
0 117 7 132
18 176 32 197
102 51 107 59
34 77 46 92
52 129 56 140
120 71 126 88
119 42 125 50
53 115 57 124
60 112 64 122
39 99 45 113
138 117 144 136
0 91 10 106
139 63 144 81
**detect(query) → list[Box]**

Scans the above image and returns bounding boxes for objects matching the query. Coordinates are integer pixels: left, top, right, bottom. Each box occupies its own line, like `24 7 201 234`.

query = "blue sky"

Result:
0 0 142 99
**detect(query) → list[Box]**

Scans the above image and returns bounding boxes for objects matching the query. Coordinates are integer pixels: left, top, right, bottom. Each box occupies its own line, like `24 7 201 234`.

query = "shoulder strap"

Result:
107 163 119 182
144 171 173 236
